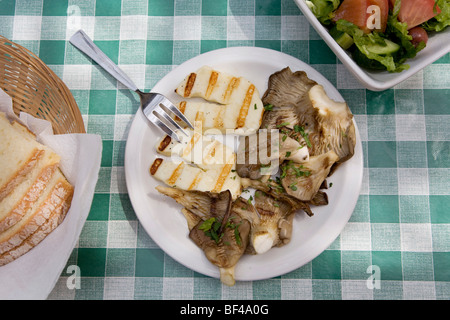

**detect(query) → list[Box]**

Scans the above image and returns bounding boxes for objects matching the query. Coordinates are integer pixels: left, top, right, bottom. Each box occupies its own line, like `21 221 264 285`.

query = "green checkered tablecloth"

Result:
1 0 449 301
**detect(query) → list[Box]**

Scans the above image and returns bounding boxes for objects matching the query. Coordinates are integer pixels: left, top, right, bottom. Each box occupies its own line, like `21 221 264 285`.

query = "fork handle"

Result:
69 29 138 91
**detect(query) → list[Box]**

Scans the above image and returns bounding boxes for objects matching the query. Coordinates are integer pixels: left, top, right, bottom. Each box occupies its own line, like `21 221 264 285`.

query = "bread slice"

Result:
0 112 47 201
0 117 62 232
0 169 74 266
0 151 60 232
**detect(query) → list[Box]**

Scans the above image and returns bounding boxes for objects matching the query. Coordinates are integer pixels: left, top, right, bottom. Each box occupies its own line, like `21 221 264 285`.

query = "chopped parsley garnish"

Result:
281 160 312 179
276 122 290 128
294 124 312 148
199 217 222 243
264 104 273 111
199 216 242 246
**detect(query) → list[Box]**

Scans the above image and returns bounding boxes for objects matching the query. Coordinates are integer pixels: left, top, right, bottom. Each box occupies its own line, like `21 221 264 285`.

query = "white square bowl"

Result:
294 0 450 91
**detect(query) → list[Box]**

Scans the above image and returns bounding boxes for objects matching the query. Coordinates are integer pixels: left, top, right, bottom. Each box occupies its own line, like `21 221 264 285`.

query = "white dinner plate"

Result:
124 47 363 281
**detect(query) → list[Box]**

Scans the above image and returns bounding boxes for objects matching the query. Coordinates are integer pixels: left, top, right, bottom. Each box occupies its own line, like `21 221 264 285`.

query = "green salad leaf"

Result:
386 0 425 64
305 0 340 24
422 0 450 32
336 19 404 72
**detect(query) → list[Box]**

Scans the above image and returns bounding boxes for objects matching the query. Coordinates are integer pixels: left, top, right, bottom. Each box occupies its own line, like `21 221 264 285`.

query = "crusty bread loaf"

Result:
0 111 74 266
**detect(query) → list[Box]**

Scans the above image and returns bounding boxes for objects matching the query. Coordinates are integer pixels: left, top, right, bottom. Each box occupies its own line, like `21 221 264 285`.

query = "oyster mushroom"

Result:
261 67 356 171
189 209 250 286
240 177 315 217
251 190 296 254
235 131 276 180
302 84 356 167
261 67 317 130
236 130 309 180
280 150 339 202
310 190 329 206
227 190 296 255
224 196 259 255
155 186 250 286
155 186 232 220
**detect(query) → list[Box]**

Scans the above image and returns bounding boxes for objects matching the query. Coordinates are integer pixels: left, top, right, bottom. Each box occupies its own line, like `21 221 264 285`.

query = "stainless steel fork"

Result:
69 29 193 142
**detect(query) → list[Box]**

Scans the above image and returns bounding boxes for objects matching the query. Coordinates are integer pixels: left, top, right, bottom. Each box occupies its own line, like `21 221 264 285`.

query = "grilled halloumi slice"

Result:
175 99 263 135
150 158 241 199
174 66 264 135
150 129 242 199
156 128 236 168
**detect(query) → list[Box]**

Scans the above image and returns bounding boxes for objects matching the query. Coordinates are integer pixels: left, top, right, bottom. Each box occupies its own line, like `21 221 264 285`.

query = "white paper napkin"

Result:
0 88 102 299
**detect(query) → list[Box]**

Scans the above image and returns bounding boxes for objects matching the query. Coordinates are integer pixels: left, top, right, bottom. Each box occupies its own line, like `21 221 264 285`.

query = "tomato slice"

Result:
390 0 441 29
371 0 389 32
333 0 389 33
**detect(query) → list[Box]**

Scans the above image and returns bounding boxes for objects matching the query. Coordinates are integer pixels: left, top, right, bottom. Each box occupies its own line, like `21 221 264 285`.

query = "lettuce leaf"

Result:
336 19 405 72
386 0 425 58
422 0 450 32
306 0 340 24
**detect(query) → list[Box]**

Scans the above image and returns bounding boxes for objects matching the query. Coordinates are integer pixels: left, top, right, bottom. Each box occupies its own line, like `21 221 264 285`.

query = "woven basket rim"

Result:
0 35 85 134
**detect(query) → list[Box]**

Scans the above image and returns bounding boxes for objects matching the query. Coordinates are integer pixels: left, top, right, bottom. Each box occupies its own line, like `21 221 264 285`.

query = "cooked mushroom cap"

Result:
251 190 295 254
156 185 251 286
281 150 339 201
306 85 356 164
261 67 317 130
236 130 308 180
155 186 231 220
240 177 316 217
260 67 356 169
188 195 251 286
236 131 277 180
189 217 250 266
257 67 356 207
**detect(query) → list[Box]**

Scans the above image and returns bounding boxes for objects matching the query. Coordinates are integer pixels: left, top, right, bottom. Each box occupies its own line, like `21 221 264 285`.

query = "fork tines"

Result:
143 95 194 142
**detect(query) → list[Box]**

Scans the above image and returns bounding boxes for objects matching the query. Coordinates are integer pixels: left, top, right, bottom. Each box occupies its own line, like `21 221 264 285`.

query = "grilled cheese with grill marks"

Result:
174 66 264 135
150 129 241 199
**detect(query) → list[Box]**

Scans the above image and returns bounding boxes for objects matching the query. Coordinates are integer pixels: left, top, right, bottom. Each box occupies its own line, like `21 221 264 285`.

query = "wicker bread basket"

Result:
0 35 85 134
